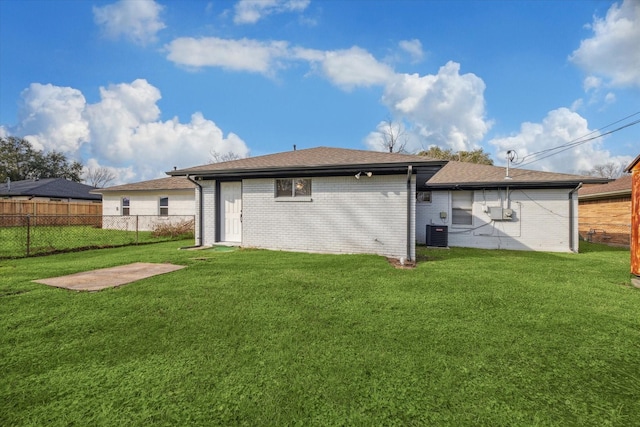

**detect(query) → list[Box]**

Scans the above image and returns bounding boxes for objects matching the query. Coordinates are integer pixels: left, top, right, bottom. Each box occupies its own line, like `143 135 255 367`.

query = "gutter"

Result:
186 174 204 247
406 165 413 262
568 182 582 253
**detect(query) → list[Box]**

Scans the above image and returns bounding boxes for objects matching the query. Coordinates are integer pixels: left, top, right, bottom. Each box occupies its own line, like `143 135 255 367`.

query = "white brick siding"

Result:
243 175 414 259
416 188 577 252
196 175 416 259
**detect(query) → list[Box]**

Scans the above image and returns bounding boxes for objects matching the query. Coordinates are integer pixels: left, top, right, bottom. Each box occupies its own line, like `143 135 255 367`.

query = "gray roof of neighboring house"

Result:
168 146 445 178
92 176 197 193
578 175 632 200
0 178 101 200
425 161 609 189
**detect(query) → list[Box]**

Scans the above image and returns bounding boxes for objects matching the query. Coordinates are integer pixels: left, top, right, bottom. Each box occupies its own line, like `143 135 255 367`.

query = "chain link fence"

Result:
0 215 195 259
579 222 631 247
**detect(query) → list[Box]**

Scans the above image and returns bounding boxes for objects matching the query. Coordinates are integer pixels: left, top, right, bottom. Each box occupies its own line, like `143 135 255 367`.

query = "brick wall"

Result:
241 175 415 259
578 198 631 246
417 188 577 252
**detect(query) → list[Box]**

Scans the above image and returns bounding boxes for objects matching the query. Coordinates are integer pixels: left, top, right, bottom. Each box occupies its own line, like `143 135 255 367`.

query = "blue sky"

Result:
1 0 638 184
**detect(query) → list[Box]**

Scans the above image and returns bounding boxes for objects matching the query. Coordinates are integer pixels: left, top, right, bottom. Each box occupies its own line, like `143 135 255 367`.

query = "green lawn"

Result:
1 241 638 426
0 225 191 258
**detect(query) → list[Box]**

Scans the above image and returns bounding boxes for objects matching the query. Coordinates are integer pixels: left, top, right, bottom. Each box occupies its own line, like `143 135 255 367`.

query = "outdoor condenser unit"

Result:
426 225 448 247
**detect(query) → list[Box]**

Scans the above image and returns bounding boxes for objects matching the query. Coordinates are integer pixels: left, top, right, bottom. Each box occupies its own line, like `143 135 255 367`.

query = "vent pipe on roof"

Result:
505 150 516 180
293 144 297 151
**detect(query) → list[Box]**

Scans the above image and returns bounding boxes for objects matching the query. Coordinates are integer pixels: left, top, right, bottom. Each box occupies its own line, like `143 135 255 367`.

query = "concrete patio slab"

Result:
33 262 186 291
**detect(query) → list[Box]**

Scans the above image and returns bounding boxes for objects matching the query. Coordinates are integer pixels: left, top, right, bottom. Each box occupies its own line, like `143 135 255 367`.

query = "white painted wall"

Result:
101 190 195 216
416 188 577 252
101 190 195 231
197 175 416 259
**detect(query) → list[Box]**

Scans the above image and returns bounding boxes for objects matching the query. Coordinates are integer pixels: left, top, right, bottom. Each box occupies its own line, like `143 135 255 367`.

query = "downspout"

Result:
568 182 582 253
186 174 204 246
406 165 413 262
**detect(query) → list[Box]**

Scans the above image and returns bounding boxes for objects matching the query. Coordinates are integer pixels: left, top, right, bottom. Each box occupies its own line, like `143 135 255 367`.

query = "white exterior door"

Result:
220 181 242 242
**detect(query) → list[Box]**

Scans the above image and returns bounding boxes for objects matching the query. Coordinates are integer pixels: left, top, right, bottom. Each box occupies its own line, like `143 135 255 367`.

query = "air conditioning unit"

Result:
488 207 513 221
426 225 448 247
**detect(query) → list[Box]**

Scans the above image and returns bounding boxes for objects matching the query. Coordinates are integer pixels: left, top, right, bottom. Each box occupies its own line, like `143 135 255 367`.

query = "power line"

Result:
512 111 640 168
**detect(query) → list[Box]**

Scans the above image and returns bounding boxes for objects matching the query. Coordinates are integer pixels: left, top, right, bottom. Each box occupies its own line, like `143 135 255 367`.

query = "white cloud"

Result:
93 0 165 45
303 46 396 90
380 61 491 151
6 80 249 184
13 83 89 153
570 0 640 88
166 37 290 75
398 39 425 63
234 0 310 24
489 107 630 174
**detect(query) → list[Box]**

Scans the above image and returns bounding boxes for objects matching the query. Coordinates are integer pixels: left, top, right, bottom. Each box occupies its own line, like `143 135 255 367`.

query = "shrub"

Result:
151 219 195 238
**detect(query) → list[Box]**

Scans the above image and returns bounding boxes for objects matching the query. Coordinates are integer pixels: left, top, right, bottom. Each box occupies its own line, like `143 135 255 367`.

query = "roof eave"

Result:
169 161 446 179
579 189 632 200
425 180 592 190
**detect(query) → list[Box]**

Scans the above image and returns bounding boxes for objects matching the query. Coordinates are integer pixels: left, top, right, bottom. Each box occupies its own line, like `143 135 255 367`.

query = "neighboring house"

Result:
0 178 101 202
169 146 606 260
578 175 632 246
422 161 607 252
91 176 197 231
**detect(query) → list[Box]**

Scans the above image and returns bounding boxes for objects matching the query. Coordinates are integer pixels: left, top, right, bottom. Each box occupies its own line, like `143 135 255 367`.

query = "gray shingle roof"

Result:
169 146 441 176
578 175 631 199
92 176 197 193
425 161 608 188
0 178 101 200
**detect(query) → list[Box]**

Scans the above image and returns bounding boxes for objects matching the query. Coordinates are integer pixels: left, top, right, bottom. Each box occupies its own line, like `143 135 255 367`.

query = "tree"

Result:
84 167 116 188
0 136 83 182
583 162 628 179
209 150 243 163
378 119 408 153
418 146 494 165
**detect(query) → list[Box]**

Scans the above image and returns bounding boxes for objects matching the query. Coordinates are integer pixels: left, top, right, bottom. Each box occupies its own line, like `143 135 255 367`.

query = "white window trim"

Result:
451 191 473 227
121 196 130 216
159 196 169 216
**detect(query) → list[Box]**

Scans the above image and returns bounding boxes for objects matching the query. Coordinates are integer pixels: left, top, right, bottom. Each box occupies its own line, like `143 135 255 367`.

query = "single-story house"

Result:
578 175 631 246
0 178 101 202
91 176 196 231
168 146 607 260
422 161 608 252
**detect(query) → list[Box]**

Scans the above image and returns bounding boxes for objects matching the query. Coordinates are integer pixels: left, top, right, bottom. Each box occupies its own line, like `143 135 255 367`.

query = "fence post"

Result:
26 214 31 257
136 215 139 244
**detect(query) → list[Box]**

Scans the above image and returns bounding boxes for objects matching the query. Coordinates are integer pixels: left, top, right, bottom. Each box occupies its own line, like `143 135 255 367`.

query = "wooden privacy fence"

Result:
0 200 102 226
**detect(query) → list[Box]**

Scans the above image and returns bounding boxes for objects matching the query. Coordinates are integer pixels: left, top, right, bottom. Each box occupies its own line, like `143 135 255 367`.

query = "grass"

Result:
1 240 638 426
0 225 191 258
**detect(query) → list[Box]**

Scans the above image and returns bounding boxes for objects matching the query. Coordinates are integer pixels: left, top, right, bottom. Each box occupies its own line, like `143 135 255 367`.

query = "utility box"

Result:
488 207 513 221
426 225 448 247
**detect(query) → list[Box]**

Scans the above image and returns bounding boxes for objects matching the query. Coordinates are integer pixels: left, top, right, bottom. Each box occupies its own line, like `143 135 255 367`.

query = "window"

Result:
159 197 169 216
451 191 473 225
275 178 311 198
121 197 130 216
416 191 431 203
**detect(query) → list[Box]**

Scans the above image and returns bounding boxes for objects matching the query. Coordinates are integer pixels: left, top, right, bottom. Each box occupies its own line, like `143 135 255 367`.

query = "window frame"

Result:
416 191 432 203
275 178 312 200
121 197 130 216
159 196 169 216
451 191 473 226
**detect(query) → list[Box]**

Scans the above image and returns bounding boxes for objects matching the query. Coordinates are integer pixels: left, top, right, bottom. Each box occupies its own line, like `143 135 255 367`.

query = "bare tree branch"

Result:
84 167 116 188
